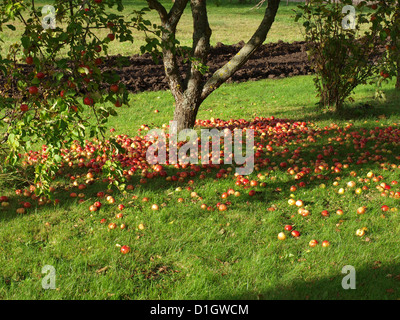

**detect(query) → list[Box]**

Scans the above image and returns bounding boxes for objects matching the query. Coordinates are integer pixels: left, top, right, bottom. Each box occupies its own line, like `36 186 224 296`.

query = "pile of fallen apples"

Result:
1 116 399 253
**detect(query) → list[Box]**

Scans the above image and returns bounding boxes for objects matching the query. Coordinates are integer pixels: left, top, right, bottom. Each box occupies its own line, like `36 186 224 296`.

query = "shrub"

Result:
295 0 386 112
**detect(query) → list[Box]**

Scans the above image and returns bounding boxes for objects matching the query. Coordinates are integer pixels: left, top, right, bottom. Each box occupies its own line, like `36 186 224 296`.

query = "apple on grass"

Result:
322 241 330 247
277 232 286 240
291 230 300 237
309 240 318 247
108 223 117 230
120 245 130 254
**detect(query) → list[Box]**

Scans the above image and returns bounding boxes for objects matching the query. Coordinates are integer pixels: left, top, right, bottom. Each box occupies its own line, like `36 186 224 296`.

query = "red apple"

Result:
29 86 38 95
120 245 130 254
356 206 366 215
83 97 93 106
321 210 329 217
25 56 34 65
23 202 31 208
309 239 318 247
219 204 227 211
108 222 117 230
291 230 300 237
322 240 330 247
284 225 293 231
110 84 119 93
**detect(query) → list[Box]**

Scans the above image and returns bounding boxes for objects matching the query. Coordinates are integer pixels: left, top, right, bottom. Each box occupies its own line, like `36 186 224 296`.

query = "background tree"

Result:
0 0 150 193
296 0 387 112
359 0 400 92
146 0 281 131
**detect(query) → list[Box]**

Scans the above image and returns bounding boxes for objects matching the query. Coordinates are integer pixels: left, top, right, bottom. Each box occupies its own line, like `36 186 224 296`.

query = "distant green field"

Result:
0 1 304 57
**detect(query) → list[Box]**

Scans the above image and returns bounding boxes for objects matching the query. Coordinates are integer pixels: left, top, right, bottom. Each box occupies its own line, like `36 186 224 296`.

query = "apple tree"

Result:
0 0 155 194
145 0 281 131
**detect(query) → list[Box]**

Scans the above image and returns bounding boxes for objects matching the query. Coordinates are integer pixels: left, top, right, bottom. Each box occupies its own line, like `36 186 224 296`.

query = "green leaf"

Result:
54 72 64 81
78 67 89 75
21 37 31 49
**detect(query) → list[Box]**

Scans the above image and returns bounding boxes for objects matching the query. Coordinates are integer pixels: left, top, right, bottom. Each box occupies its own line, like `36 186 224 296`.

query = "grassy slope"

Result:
1 76 400 300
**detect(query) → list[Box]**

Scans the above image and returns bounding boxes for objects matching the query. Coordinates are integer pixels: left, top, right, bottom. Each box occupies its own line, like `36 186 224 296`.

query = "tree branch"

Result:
167 0 189 30
201 0 280 101
184 0 211 98
146 0 168 23
146 0 189 101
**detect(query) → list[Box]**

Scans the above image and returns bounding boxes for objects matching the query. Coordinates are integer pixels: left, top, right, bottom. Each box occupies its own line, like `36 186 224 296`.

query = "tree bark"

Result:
172 0 211 131
173 95 201 130
201 0 281 101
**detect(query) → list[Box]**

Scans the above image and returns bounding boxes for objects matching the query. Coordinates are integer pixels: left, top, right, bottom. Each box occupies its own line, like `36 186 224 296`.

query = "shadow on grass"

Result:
216 262 400 300
299 88 400 123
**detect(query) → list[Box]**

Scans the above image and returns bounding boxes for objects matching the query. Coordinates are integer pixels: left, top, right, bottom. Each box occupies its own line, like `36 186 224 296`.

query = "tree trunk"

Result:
320 85 345 113
173 96 201 132
320 84 338 107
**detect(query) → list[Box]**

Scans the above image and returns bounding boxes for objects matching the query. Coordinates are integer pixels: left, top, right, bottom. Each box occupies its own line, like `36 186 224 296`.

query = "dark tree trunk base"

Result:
173 99 200 132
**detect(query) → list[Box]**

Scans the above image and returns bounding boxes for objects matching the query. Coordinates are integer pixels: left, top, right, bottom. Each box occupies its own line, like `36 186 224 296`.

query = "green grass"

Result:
0 1 304 57
1 75 400 299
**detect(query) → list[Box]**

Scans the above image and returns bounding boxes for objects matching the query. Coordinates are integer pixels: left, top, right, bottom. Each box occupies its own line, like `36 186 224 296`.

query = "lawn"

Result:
1 75 400 300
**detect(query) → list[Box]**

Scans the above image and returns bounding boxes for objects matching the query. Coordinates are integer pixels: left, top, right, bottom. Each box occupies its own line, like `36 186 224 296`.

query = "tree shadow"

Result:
300 88 400 123
216 262 400 300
